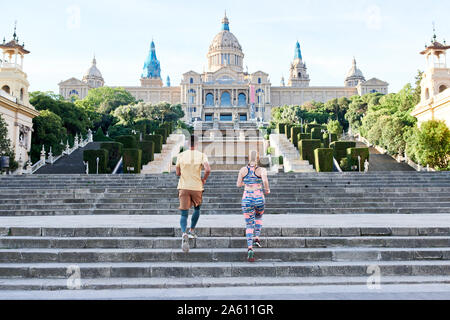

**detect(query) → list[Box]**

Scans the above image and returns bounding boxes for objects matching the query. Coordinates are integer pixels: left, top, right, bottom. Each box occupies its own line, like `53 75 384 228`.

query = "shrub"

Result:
107 124 132 139
279 155 283 165
285 124 293 139
144 134 163 153
327 120 343 135
83 149 109 174
139 140 155 165
115 135 137 149
346 147 370 172
298 139 321 168
277 123 286 134
123 148 142 174
100 142 123 170
305 123 321 133
322 133 338 148
291 126 302 148
298 133 312 141
155 128 168 144
314 148 333 172
264 134 270 140
267 147 275 155
330 141 356 162
311 127 322 140
94 128 112 142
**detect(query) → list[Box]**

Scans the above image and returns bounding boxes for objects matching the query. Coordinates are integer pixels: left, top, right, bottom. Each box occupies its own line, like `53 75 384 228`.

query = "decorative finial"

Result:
13 20 17 40
432 21 437 43
2 37 5 44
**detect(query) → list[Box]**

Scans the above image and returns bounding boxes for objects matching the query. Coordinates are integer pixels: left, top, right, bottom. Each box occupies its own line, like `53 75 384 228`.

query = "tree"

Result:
411 120 450 169
413 70 424 105
0 114 18 171
75 87 137 115
30 91 91 136
30 110 67 162
327 120 343 135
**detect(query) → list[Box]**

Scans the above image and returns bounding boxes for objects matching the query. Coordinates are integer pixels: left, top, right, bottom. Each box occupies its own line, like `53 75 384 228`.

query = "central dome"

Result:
207 14 244 73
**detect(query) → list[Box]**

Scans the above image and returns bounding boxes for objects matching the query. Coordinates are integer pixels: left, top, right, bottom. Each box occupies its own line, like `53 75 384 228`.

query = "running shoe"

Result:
182 233 190 253
247 249 255 262
188 230 198 239
253 238 261 248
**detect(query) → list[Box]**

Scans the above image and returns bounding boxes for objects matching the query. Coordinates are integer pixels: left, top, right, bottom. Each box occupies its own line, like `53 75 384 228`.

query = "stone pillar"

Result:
40 145 46 163
87 129 93 142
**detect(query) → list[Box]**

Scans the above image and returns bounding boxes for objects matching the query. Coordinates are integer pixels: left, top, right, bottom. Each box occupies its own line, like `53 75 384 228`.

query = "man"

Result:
176 134 211 253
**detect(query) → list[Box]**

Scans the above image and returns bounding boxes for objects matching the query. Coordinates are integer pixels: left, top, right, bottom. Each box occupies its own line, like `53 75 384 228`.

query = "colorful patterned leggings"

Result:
241 190 265 249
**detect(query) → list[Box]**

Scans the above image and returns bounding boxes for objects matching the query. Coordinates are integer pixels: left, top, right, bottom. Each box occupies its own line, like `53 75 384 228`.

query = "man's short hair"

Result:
190 135 198 147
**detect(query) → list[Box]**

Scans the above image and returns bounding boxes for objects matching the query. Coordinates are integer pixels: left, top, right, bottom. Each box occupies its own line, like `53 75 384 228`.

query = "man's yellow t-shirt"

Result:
176 150 208 191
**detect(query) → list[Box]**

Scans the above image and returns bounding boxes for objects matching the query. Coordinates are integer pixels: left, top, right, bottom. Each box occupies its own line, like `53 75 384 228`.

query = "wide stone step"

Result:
2 202 450 211
1 275 450 291
1 236 449 249
1 247 450 263
1 260 449 278
2 207 450 216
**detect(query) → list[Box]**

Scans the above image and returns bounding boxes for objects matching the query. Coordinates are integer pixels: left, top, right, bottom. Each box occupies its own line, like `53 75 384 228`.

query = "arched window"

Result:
205 93 214 106
425 88 430 100
188 89 196 104
258 78 261 84
238 93 246 106
20 88 24 101
1 85 10 94
439 85 448 93
220 91 231 106
190 78 194 84
69 89 79 96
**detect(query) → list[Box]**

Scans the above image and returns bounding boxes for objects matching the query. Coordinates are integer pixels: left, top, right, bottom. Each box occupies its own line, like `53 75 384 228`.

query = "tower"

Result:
288 41 310 87
141 40 163 87
166 75 171 87
345 57 365 87
0 24 32 107
418 30 450 102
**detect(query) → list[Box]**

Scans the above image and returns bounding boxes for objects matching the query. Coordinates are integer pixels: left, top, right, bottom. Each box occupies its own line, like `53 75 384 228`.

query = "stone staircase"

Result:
269 134 314 172
0 172 450 215
0 224 450 291
1 172 450 294
141 134 185 174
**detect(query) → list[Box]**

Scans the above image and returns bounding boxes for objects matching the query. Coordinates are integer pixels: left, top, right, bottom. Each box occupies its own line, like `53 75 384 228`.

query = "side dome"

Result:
82 56 104 88
84 57 103 78
345 57 365 87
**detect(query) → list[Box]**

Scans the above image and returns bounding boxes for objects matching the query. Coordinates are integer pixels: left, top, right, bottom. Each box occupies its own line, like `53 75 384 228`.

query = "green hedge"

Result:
139 140 154 165
115 135 137 149
322 133 338 148
155 128 168 144
93 128 113 142
123 148 142 174
83 149 109 174
291 126 302 149
285 124 293 140
311 127 322 140
305 123 321 133
298 133 312 141
298 139 322 168
330 141 356 162
100 142 123 171
347 147 370 172
277 123 286 134
314 148 333 172
144 134 163 153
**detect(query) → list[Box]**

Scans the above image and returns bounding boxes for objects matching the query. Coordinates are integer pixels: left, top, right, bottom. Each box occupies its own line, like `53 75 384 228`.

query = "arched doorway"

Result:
220 91 231 106
1 85 10 94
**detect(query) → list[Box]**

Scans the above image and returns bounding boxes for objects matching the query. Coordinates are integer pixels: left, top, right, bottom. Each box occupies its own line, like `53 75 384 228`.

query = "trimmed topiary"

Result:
144 134 163 153
277 123 286 134
123 148 142 174
100 142 123 171
314 148 333 172
155 128 168 144
285 124 293 139
83 149 109 174
330 141 356 162
311 127 322 140
93 128 112 142
347 147 370 172
298 139 321 168
115 135 137 149
322 133 338 148
298 133 312 141
139 140 154 165
305 123 321 133
291 126 302 149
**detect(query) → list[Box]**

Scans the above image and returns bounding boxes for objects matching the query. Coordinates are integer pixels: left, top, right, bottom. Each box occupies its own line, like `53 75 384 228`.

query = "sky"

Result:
1 0 449 94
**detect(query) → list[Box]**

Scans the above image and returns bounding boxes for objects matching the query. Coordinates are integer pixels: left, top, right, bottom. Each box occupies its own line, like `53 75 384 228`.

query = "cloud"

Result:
66 5 81 30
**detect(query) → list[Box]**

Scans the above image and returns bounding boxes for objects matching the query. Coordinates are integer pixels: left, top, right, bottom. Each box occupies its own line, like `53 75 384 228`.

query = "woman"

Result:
236 150 270 262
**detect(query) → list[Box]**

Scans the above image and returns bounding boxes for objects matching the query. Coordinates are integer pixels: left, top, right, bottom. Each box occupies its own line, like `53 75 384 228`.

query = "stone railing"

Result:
13 130 94 175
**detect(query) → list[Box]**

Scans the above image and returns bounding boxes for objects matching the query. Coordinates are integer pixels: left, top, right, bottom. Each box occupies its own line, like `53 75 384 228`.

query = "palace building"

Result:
0 27 39 164
59 14 389 122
